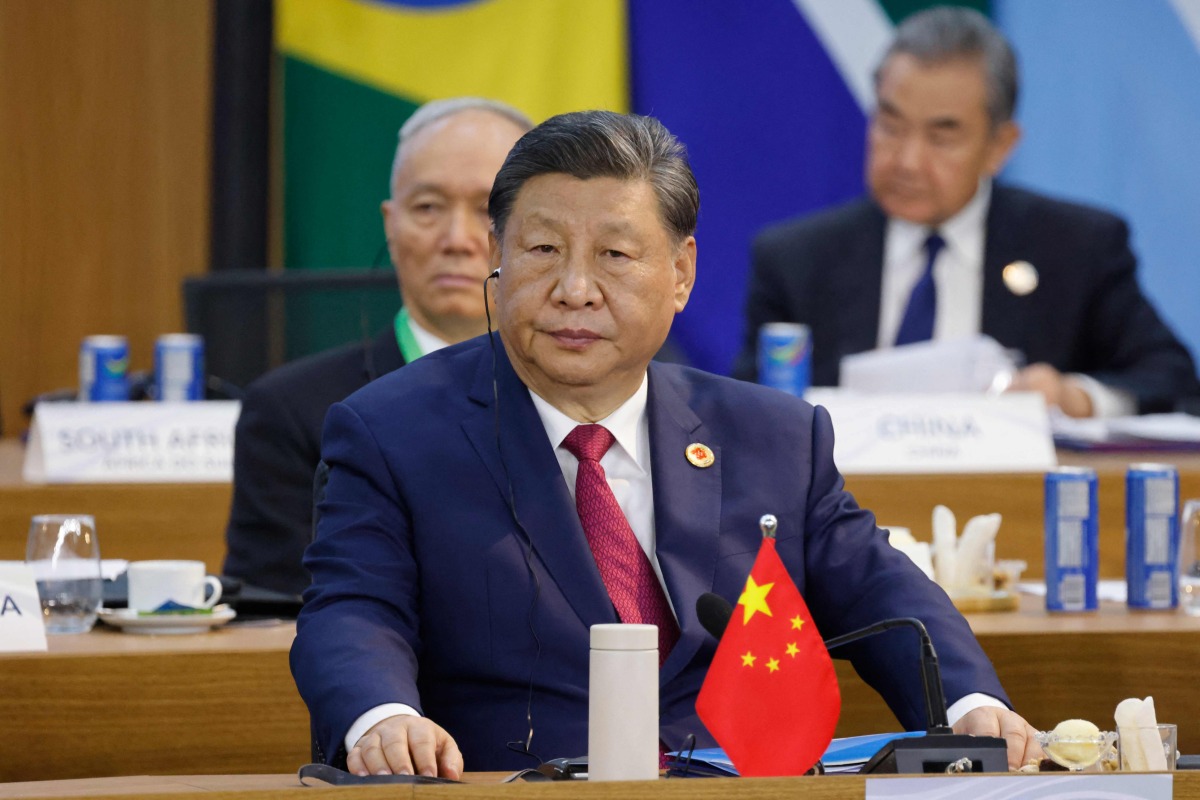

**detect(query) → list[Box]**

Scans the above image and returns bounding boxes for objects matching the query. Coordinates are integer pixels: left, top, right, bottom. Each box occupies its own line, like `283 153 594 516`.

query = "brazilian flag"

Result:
276 0 628 270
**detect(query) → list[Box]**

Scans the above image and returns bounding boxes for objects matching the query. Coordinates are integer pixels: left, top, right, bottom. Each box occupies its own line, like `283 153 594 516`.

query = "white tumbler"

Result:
588 623 659 781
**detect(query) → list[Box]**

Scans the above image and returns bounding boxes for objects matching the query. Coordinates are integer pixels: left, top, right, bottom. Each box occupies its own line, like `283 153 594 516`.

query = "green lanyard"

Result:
393 308 424 364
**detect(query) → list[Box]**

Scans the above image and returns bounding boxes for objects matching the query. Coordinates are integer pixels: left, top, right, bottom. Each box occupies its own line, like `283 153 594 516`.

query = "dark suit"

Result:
223 328 405 595
291 334 1008 770
734 185 1199 413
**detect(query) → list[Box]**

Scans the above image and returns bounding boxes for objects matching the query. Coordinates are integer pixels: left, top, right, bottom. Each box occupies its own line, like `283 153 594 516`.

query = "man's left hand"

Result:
1009 363 1093 418
953 706 1043 770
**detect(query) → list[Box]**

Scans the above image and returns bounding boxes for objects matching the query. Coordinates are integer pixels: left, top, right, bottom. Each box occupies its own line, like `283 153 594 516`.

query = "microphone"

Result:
695 593 1007 773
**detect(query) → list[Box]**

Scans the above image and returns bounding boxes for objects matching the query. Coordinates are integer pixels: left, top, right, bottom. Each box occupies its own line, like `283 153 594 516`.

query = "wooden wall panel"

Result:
0 0 213 436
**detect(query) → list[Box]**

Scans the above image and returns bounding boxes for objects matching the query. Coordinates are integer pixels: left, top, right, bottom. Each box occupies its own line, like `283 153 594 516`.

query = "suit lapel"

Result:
460 335 616 629
980 187 1029 351
646 364 723 686
835 202 887 362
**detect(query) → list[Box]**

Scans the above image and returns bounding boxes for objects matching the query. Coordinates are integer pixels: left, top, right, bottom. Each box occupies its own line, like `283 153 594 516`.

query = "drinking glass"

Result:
25 514 102 634
1181 500 1200 616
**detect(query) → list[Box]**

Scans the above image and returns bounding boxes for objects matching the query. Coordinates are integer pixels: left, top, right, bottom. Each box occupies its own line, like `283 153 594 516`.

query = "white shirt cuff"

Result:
1069 373 1137 419
344 703 420 754
946 692 1007 726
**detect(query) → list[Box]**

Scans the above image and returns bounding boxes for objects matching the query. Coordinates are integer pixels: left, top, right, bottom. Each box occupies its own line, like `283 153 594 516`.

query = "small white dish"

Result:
99 604 236 635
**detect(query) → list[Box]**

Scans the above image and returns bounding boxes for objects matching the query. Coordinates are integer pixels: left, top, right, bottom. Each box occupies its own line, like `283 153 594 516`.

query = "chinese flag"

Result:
695 537 841 776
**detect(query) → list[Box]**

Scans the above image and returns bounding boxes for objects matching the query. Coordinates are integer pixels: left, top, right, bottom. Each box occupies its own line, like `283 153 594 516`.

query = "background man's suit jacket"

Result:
223 328 404 595
734 184 1199 413
291 334 1008 770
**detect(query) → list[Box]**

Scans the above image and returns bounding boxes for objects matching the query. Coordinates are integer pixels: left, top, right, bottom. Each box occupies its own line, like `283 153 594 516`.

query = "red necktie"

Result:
562 424 680 665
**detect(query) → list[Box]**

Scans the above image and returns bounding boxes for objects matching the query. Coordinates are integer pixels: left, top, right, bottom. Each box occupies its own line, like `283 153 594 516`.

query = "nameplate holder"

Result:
24 401 240 483
0 563 49 653
866 774 1169 799
804 390 1056 474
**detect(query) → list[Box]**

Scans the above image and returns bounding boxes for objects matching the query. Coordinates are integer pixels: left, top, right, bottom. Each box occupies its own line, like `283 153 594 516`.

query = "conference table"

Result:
3 594 1197 784
3 438 1200 784
0 772 1196 800
3 439 1198 578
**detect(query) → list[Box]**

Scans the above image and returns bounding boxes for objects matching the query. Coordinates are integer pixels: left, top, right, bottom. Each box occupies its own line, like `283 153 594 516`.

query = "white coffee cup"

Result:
127 560 222 612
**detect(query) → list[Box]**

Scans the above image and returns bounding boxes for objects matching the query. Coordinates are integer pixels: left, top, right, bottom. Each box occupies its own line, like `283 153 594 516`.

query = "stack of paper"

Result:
1052 411 1200 451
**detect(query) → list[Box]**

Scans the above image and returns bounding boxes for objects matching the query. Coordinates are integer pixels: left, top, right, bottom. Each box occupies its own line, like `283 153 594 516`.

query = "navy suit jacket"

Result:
733 185 1199 413
291 334 1008 770
223 328 405 595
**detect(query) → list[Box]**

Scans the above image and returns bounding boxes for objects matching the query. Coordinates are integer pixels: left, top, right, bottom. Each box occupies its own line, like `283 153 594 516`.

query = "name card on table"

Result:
804 390 1056 474
23 401 240 483
0 563 48 653
867 774 1170 799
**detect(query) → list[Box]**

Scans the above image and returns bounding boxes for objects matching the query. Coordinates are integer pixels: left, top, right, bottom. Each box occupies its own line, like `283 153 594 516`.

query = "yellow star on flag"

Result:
790 614 805 631
740 651 756 667
738 576 774 624
766 657 780 673
786 642 800 658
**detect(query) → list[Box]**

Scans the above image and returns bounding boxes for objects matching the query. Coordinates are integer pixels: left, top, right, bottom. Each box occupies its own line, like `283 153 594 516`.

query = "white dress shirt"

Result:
527 374 675 609
407 315 451 357
345 372 997 752
877 179 1133 417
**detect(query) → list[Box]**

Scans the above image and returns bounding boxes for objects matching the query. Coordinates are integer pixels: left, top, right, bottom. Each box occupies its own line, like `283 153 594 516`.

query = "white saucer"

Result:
98 604 237 634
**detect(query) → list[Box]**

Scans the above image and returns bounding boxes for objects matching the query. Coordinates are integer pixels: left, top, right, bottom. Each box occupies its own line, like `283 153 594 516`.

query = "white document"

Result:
1053 410 1200 446
0 563 49 653
806 389 1056 474
24 401 240 483
840 335 1018 394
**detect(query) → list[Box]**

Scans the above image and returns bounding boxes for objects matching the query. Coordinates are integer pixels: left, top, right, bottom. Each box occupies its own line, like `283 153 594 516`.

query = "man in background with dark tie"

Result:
291 110 1040 779
734 6 1198 417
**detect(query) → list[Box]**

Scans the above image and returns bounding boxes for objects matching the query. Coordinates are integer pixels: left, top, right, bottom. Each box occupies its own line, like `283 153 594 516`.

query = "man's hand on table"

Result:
1009 363 1094 418
347 715 463 780
953 706 1043 770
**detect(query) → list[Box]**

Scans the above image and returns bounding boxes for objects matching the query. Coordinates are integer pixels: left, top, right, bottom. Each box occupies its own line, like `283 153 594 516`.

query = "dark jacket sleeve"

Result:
222 378 320 596
1074 215 1200 413
796 406 1009 728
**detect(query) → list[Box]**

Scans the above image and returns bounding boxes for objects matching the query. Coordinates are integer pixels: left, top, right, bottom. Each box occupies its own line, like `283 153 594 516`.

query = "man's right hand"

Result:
347 715 463 779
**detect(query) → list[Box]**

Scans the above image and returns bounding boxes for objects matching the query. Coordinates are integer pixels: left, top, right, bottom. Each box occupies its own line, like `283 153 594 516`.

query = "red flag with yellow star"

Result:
695 536 840 776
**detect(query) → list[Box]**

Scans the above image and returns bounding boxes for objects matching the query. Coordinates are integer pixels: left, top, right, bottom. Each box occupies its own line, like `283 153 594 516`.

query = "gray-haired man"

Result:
223 98 531 596
737 6 1198 416
292 110 1040 779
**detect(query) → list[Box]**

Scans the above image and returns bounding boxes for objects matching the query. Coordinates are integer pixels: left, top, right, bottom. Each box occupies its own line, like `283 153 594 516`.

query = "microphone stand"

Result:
696 594 1008 774
824 618 1007 774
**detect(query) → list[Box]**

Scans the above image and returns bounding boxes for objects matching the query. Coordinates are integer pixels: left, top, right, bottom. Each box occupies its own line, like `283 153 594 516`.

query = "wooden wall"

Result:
0 1 214 437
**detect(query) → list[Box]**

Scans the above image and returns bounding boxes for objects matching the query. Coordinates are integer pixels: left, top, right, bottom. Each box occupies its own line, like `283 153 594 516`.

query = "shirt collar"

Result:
406 312 452 356
885 178 992 265
528 373 650 469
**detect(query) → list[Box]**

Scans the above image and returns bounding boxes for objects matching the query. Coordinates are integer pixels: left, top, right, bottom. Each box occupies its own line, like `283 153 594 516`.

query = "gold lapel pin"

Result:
686 442 715 468
1002 260 1039 296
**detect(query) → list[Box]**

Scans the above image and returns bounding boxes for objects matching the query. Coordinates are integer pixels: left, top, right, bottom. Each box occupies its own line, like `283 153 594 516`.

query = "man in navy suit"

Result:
734 7 1198 416
291 111 1041 779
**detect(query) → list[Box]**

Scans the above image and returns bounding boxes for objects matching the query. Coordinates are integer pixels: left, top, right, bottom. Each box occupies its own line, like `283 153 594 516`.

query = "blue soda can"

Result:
1126 463 1179 610
757 322 812 397
79 335 130 402
1044 466 1099 611
155 334 206 401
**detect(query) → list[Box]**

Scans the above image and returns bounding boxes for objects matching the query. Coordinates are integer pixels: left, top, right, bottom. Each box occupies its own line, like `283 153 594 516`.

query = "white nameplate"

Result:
805 390 1056 474
867 774 1169 799
23 401 240 483
0 563 49 653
